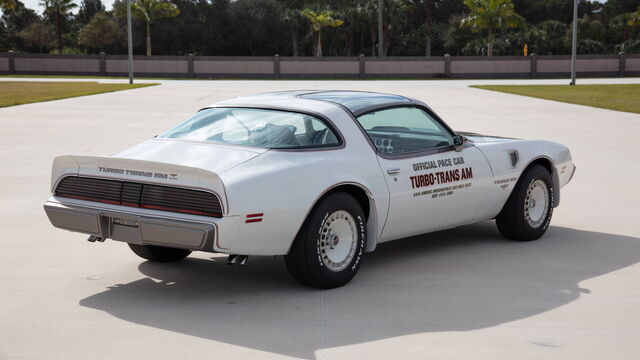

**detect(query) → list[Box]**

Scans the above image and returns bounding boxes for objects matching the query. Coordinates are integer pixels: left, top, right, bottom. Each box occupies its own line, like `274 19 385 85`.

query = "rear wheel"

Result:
285 192 366 289
128 244 191 262
496 165 554 241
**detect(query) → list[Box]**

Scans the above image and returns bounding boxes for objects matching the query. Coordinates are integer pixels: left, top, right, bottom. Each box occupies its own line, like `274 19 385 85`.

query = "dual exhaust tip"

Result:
88 235 248 266
226 254 248 266
87 235 106 242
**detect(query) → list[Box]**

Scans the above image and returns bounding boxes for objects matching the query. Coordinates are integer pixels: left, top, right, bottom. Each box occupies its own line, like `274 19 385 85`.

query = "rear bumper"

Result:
44 199 223 252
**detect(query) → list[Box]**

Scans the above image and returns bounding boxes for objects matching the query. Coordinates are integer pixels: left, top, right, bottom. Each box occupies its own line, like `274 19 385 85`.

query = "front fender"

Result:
473 139 573 220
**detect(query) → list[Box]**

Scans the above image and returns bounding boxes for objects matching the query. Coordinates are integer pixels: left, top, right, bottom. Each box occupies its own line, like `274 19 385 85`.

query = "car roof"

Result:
298 91 413 115
213 90 415 116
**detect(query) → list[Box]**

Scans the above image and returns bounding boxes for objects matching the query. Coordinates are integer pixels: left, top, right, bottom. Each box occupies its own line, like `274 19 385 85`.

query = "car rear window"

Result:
158 107 341 149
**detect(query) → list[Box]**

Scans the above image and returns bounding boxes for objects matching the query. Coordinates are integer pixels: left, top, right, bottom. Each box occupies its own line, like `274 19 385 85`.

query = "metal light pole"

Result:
126 0 134 84
378 0 383 57
570 0 578 85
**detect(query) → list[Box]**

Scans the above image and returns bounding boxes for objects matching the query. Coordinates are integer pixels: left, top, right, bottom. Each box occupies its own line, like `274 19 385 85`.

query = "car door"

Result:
355 105 494 242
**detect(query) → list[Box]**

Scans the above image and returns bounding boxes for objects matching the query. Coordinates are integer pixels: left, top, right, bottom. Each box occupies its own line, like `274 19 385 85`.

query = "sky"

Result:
23 0 115 13
19 0 609 15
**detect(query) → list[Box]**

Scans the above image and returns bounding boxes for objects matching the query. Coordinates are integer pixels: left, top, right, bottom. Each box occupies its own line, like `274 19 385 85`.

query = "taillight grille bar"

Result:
54 176 222 217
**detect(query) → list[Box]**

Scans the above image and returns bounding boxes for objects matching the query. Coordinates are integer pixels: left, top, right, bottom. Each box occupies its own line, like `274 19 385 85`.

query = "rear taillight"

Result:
55 176 222 217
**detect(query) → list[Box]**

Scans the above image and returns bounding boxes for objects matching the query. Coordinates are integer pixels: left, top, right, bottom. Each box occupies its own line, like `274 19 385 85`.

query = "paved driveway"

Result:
1 78 639 359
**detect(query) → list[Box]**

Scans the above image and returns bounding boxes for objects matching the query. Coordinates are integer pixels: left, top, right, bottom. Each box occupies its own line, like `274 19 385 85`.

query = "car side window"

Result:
356 106 454 155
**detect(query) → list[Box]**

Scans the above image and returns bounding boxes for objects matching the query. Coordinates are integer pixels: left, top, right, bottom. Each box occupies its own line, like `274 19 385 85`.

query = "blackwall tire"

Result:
285 192 366 289
128 244 191 262
496 164 554 241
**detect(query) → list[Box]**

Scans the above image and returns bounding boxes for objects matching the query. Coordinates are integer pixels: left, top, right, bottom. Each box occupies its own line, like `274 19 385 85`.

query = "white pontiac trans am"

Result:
44 91 576 288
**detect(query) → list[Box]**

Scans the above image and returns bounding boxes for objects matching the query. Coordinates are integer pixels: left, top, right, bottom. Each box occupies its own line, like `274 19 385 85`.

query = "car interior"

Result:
246 117 339 148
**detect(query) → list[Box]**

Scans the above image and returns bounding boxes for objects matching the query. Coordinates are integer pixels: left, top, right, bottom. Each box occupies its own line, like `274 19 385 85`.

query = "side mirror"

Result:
453 134 466 152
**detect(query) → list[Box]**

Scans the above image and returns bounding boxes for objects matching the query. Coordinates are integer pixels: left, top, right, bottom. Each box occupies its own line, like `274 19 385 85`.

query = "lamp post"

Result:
378 0 383 57
570 0 577 85
127 0 134 84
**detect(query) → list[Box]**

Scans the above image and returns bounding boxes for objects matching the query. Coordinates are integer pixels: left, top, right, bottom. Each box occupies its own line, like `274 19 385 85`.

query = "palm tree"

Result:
628 6 640 27
0 0 16 11
460 0 524 56
40 0 77 52
130 0 179 56
301 8 344 57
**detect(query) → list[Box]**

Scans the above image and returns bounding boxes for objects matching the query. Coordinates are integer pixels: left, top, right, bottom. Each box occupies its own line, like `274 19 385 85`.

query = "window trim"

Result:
353 103 459 159
166 105 346 152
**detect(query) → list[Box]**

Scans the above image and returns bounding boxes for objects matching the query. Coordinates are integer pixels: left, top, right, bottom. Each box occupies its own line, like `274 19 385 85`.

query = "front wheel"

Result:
285 192 366 289
128 244 191 262
496 165 554 241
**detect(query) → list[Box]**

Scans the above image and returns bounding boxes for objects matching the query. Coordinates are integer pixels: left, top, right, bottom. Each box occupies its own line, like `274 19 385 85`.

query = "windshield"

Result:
159 107 341 149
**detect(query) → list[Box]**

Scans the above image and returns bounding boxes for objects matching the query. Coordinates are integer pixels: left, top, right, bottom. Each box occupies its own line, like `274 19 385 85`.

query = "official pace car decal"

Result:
98 167 178 180
410 156 473 199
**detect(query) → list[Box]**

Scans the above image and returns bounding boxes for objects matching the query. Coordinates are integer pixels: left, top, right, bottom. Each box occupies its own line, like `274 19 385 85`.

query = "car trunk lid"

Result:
114 138 267 174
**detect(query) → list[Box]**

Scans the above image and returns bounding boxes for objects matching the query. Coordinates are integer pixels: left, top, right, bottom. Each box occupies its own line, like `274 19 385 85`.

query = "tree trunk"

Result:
291 31 298 57
316 30 322 57
56 11 62 53
487 30 493 57
425 0 432 56
370 24 376 56
383 26 389 56
425 33 431 57
146 21 152 56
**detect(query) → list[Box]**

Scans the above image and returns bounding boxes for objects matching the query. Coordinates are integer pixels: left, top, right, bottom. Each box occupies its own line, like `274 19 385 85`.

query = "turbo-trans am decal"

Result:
410 167 473 189
98 166 178 180
409 156 474 199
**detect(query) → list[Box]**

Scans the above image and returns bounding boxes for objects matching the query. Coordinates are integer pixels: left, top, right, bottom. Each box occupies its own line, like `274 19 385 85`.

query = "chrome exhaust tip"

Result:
226 254 238 265
226 255 248 265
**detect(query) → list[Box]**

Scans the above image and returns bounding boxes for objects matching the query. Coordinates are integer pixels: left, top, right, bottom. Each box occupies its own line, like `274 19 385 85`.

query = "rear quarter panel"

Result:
218 105 389 256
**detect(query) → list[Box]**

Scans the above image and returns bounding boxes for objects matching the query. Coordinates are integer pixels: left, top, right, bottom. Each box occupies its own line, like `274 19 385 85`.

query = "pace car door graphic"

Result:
377 146 494 242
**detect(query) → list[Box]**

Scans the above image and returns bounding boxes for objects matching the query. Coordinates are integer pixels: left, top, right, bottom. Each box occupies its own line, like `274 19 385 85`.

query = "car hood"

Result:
114 138 267 174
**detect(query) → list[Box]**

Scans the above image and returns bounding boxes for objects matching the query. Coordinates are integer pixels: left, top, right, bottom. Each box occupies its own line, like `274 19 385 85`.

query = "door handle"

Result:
387 168 400 175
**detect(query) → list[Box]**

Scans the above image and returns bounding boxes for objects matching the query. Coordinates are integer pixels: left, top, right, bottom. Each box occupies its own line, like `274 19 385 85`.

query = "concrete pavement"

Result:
0 78 639 359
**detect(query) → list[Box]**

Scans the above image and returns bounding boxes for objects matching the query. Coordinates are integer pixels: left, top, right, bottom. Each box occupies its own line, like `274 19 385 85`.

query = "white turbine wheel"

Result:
524 179 549 228
319 210 358 272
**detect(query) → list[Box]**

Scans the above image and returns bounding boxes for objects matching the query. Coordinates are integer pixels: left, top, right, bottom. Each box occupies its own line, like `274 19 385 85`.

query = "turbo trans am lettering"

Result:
494 176 517 190
410 167 473 189
98 167 178 180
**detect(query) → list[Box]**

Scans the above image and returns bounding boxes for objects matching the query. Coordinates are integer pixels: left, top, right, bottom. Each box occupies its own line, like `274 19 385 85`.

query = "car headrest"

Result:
248 124 299 147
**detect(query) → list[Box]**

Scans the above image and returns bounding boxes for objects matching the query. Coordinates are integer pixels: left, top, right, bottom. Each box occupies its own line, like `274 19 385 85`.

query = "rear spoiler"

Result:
51 155 228 214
